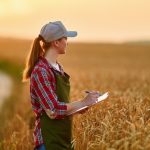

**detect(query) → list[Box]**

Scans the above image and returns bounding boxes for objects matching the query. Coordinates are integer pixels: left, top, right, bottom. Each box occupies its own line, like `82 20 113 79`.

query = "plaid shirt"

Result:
30 56 67 147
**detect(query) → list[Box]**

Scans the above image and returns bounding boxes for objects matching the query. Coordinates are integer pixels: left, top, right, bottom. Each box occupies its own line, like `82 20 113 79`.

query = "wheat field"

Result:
0 38 150 150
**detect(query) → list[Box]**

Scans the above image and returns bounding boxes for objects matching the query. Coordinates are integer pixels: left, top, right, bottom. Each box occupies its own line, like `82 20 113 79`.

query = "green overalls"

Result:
40 69 74 150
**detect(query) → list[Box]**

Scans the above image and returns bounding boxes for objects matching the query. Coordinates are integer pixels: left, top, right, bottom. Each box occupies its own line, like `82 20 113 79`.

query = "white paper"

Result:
95 92 109 104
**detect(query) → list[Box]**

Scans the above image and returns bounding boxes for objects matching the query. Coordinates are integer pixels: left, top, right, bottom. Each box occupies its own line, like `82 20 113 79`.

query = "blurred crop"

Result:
0 38 150 150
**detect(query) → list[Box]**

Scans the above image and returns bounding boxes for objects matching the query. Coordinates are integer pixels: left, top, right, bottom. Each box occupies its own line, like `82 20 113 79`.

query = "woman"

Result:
22 21 99 150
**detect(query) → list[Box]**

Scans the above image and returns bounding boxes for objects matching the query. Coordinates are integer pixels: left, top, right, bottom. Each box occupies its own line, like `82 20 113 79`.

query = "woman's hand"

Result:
82 91 100 107
66 91 100 116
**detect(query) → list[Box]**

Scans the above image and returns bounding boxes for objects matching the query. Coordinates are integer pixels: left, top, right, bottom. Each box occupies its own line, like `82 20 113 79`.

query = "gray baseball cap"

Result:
39 21 77 42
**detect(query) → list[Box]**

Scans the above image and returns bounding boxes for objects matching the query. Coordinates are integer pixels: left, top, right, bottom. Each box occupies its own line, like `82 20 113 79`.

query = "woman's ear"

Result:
53 40 60 47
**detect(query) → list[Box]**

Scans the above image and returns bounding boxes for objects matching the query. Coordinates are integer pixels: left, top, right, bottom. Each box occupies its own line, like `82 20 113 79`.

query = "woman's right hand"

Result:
82 91 100 106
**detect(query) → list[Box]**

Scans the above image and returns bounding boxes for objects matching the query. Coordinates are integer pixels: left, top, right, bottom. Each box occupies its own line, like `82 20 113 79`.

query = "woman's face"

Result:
55 37 68 54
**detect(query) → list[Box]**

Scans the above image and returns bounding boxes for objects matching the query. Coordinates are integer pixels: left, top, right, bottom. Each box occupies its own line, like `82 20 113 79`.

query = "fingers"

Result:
89 90 99 94
45 109 57 119
83 90 101 106
88 92 100 98
88 91 100 96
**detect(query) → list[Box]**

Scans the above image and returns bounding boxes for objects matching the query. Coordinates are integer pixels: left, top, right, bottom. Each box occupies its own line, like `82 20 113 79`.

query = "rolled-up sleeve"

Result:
31 68 67 119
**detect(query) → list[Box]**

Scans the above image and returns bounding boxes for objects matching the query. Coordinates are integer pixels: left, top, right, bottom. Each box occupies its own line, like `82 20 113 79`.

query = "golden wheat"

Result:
0 38 150 150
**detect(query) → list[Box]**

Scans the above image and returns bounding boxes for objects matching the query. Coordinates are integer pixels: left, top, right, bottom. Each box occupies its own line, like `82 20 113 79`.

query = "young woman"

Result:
22 21 99 150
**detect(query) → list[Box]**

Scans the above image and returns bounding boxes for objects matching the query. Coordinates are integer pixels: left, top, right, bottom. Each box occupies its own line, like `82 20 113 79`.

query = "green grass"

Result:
0 60 23 82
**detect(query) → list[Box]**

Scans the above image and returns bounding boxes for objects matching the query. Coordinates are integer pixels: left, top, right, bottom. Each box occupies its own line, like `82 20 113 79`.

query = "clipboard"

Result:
67 92 109 116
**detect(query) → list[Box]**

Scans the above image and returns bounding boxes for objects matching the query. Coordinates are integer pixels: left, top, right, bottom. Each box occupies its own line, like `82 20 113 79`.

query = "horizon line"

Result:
0 35 150 45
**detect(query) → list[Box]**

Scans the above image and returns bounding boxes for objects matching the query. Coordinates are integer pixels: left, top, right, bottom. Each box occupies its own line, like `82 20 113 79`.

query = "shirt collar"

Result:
39 56 64 74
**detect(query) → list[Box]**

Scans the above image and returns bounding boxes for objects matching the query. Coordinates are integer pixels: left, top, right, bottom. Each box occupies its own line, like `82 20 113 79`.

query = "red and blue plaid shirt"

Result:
30 56 67 147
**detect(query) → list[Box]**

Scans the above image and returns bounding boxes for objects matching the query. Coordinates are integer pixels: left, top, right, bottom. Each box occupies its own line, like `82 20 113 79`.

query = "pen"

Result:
85 90 102 96
85 90 92 94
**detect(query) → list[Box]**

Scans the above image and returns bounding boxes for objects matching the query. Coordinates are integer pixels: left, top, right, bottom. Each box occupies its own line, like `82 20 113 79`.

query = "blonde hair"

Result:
22 36 50 82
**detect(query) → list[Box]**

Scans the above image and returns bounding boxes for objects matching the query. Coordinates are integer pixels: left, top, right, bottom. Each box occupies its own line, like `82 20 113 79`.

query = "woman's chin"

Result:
60 51 66 54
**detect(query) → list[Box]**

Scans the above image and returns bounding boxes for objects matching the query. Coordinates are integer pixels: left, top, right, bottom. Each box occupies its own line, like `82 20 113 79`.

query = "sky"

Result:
0 0 150 43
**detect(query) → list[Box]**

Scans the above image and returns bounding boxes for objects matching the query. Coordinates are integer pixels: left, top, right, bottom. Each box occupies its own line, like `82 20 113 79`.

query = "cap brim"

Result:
66 31 77 37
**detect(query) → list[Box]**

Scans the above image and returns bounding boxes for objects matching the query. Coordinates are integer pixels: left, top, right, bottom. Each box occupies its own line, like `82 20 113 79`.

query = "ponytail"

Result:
22 36 43 82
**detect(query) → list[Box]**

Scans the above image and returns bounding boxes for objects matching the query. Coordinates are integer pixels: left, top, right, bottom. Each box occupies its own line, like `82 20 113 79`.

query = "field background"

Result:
0 37 150 150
